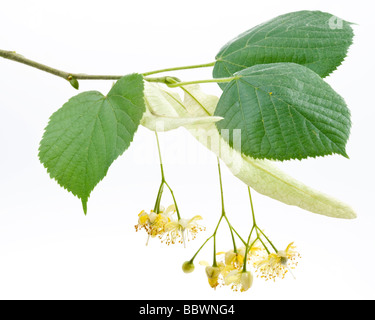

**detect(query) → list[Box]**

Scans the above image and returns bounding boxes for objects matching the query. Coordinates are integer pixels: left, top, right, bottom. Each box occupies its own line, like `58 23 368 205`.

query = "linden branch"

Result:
0 49 221 89
0 49 125 82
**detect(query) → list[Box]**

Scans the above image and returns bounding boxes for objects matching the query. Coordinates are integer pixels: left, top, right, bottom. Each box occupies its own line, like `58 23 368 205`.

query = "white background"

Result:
0 0 374 300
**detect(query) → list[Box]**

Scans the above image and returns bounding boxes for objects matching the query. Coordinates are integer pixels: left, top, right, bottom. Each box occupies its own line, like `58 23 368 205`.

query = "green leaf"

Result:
39 73 145 214
214 63 351 161
213 10 354 89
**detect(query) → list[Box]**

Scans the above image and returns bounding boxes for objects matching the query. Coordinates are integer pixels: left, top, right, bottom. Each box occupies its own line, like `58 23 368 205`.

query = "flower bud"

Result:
182 261 195 273
240 271 253 292
205 265 222 288
225 270 253 292
67 75 79 90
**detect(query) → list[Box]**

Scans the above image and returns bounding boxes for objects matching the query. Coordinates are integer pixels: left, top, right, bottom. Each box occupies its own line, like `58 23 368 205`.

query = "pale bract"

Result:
142 83 356 219
141 82 222 131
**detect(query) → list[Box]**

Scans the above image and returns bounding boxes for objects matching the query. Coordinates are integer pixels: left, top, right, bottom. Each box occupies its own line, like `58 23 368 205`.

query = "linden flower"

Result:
199 261 225 289
219 242 265 270
216 248 245 278
134 205 176 245
164 215 204 247
248 240 267 258
224 248 245 268
255 242 300 281
225 270 253 292
204 263 225 289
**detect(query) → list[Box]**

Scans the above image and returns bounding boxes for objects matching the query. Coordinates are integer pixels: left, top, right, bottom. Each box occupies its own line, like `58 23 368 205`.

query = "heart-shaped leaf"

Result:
213 10 354 89
39 73 145 214
214 63 351 161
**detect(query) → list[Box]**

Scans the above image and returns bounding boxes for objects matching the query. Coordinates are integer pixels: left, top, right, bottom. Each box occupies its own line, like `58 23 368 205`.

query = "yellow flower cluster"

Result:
199 242 300 292
134 205 174 244
200 243 262 292
135 205 204 246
